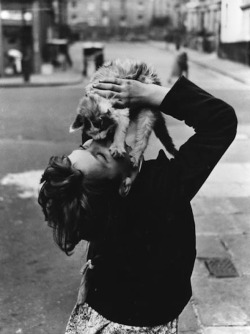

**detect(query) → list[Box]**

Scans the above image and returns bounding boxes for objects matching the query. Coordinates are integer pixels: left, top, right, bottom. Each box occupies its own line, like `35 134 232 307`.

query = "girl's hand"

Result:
92 78 146 108
91 78 169 109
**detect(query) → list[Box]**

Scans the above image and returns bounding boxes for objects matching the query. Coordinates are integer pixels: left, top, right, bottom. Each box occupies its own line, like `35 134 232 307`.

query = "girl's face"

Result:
68 139 133 183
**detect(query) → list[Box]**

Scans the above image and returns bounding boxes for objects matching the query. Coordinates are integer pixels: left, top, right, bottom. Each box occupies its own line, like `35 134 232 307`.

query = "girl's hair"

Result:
38 155 111 255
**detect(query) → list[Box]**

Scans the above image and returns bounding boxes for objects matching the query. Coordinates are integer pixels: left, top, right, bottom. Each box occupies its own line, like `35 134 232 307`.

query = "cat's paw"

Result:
129 154 140 168
109 144 126 158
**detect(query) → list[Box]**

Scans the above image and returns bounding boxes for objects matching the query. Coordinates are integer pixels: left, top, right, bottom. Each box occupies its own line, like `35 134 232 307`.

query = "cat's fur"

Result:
70 59 177 166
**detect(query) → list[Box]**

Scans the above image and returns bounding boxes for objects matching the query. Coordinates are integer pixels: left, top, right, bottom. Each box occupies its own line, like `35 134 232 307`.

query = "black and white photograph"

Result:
0 1 249 333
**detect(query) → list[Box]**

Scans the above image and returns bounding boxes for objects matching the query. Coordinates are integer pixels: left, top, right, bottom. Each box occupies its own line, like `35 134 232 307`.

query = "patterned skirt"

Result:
65 303 178 334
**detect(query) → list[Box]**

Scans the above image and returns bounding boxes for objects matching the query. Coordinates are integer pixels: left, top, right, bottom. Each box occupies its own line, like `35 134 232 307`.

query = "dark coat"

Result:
85 76 238 326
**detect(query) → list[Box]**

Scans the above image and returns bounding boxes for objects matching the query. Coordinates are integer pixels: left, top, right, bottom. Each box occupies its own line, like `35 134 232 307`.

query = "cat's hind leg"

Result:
129 110 155 167
109 108 130 158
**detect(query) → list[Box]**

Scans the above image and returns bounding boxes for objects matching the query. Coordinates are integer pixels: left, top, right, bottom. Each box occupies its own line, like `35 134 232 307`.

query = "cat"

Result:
70 59 177 167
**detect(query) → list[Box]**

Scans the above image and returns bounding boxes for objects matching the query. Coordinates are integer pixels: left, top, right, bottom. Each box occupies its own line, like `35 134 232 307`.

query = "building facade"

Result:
153 0 174 18
67 0 177 40
67 0 154 27
220 0 250 65
194 0 220 35
185 0 221 52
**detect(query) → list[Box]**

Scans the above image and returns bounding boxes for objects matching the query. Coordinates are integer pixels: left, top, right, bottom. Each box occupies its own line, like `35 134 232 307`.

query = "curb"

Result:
188 58 250 86
148 41 250 86
0 76 84 89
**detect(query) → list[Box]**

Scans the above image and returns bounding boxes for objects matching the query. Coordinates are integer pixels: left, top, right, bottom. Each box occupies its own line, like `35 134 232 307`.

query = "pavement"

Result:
0 69 83 88
1 42 250 334
1 40 250 88
149 40 250 86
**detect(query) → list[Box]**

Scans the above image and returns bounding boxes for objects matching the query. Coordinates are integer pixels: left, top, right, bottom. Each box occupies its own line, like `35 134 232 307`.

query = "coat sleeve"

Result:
159 76 238 201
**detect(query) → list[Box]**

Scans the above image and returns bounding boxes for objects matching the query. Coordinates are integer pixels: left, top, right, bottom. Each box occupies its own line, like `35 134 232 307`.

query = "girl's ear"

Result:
118 177 132 197
69 114 84 133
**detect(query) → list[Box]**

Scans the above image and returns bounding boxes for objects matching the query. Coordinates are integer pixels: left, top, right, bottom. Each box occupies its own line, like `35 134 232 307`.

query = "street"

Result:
0 42 249 334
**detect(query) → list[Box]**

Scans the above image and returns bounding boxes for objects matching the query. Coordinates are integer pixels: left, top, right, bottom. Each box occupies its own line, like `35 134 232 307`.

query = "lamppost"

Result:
32 0 41 74
0 0 4 77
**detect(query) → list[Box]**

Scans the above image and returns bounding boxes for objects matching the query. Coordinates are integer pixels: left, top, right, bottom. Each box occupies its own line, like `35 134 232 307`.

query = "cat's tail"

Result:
154 112 178 157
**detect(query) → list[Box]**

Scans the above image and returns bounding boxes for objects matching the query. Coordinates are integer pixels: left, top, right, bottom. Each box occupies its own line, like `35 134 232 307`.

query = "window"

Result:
87 3 95 12
102 0 109 11
120 15 127 27
225 3 228 27
138 1 144 9
88 17 96 26
102 16 109 26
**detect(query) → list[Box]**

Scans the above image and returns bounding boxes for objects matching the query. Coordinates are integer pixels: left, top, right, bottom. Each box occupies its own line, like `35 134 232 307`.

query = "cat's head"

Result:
70 94 116 140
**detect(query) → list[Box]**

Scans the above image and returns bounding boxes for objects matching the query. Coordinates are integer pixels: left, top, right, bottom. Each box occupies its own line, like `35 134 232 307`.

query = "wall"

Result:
221 0 250 43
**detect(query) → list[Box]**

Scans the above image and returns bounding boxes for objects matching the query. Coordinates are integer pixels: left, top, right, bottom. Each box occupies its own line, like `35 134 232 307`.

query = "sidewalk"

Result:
149 40 250 86
186 48 250 86
0 69 83 88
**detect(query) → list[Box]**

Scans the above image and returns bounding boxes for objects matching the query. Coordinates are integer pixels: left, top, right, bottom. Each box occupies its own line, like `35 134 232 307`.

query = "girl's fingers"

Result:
92 82 122 92
99 78 123 85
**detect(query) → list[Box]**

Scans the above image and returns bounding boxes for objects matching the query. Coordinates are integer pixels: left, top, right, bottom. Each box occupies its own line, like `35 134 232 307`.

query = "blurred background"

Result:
0 0 250 78
0 1 250 334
